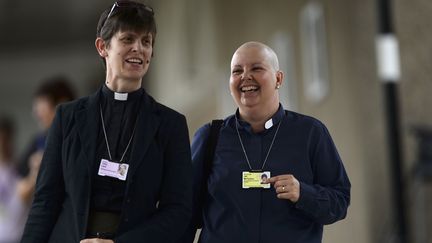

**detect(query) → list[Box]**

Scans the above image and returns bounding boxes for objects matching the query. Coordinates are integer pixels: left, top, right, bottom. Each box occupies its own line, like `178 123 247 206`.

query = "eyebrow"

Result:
232 62 265 68
119 30 152 36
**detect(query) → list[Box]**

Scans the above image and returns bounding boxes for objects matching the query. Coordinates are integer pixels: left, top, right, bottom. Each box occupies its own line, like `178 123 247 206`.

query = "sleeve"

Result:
115 114 194 243
294 120 351 225
178 124 211 243
21 106 66 243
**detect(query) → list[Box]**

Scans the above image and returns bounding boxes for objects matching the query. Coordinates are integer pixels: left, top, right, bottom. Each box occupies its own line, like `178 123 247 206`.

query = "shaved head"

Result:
229 41 284 131
232 41 280 71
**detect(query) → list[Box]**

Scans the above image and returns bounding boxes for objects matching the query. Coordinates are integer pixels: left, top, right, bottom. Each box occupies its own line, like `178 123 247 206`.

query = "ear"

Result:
275 70 284 89
95 37 107 57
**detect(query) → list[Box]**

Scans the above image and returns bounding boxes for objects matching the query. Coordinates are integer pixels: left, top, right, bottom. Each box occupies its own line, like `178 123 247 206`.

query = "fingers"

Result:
265 174 295 183
276 192 298 200
266 174 300 203
275 178 297 189
266 174 297 189
80 239 114 243
80 239 98 243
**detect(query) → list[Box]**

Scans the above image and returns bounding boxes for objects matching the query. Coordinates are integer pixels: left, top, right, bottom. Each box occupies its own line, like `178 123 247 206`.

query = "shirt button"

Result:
126 198 131 203
124 218 129 222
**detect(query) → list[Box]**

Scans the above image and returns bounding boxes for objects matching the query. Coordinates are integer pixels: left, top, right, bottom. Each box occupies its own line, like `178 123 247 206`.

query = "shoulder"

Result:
192 115 232 143
194 123 211 141
56 95 90 114
283 111 334 144
153 102 186 121
146 95 186 122
285 111 337 153
53 96 87 122
285 110 327 132
146 96 189 138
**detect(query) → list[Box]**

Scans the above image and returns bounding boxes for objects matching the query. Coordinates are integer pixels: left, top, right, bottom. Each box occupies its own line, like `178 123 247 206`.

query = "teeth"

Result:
241 86 259 92
126 58 143 64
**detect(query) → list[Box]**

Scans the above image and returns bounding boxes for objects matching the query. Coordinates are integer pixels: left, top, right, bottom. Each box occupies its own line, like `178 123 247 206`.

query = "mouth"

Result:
240 85 259 93
125 58 143 65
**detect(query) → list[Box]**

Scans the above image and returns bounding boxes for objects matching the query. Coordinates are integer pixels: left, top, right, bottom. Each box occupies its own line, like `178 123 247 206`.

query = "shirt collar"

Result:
102 84 143 103
235 104 285 133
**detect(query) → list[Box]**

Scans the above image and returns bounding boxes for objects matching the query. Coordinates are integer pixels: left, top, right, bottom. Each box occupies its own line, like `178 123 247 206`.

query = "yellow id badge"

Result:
242 171 271 189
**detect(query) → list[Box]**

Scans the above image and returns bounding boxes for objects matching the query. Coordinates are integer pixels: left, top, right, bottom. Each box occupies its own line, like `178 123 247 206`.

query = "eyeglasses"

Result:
106 1 154 22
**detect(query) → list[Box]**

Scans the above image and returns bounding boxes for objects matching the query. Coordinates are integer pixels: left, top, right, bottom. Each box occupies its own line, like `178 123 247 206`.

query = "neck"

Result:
105 68 142 92
106 78 142 93
239 102 279 133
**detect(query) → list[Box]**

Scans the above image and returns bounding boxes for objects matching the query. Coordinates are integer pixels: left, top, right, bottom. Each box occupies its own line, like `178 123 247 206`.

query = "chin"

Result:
126 73 145 80
240 99 260 107
239 103 260 111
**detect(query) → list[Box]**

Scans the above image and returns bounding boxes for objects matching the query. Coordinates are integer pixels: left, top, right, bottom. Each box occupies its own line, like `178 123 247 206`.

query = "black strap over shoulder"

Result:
196 119 223 228
183 119 223 240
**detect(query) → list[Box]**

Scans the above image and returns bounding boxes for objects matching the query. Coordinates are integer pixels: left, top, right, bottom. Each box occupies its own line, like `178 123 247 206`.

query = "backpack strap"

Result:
197 119 223 227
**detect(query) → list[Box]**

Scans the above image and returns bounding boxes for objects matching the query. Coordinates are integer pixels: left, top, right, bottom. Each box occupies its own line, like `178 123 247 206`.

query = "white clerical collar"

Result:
114 92 128 101
264 118 273 129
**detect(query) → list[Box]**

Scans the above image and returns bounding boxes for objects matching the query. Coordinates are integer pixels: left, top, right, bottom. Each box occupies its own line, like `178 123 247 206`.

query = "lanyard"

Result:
235 116 282 171
99 104 137 162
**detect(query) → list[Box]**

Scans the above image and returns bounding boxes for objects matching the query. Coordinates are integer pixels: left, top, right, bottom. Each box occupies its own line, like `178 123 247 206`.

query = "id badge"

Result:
242 171 271 189
98 159 129 181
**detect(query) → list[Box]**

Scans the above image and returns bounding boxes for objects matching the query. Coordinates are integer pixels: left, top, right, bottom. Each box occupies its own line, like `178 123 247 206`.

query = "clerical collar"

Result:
235 104 285 132
102 84 143 102
115 92 128 101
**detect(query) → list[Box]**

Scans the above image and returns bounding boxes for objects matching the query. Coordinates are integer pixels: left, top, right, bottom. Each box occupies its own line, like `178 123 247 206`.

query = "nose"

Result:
131 41 144 52
241 70 252 81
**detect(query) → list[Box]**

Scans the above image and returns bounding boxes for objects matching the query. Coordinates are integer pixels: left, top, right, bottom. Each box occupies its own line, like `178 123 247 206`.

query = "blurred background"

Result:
0 0 432 242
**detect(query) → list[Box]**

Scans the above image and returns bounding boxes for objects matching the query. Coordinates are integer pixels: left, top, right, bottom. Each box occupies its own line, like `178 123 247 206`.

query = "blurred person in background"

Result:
21 1 192 243
0 116 27 243
184 41 350 243
17 75 76 205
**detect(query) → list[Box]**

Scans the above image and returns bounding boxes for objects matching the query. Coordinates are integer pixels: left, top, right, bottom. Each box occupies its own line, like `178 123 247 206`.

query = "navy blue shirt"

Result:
189 105 351 243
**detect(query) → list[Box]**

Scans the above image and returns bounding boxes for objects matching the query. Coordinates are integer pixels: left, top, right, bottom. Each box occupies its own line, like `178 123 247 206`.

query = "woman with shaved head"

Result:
184 41 351 243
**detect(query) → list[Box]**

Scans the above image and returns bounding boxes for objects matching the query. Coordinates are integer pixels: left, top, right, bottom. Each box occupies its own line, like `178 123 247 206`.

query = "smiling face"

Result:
96 30 153 92
230 42 283 120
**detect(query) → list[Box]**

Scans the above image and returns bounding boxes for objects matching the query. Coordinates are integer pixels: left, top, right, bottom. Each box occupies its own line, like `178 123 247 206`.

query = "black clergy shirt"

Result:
91 85 143 213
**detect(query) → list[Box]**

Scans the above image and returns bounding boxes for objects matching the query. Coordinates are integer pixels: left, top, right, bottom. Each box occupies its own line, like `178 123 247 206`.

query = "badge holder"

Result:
98 159 129 181
242 171 271 189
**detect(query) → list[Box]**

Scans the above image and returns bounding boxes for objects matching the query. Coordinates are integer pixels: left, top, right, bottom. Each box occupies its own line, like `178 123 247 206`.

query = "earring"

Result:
276 84 281 89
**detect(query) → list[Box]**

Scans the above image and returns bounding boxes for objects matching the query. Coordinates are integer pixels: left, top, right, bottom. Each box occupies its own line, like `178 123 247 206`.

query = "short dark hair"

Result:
96 1 157 47
34 75 76 106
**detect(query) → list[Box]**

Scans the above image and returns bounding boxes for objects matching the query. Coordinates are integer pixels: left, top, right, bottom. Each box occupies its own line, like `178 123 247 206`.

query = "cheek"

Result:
229 78 238 95
145 47 153 57
115 51 124 60
229 76 240 88
261 76 277 90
